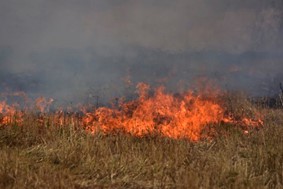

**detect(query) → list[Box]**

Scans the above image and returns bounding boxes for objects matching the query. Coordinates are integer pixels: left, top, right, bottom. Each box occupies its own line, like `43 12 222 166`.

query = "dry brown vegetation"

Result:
0 94 283 189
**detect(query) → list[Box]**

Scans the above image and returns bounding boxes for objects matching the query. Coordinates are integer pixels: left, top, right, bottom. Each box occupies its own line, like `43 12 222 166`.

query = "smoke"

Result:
0 0 283 103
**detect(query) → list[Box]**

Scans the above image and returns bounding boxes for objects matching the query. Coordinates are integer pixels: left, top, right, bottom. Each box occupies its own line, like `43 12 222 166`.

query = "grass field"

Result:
0 94 283 188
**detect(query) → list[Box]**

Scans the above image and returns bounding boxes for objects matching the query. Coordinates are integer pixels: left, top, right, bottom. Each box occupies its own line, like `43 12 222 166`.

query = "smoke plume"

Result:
0 0 283 104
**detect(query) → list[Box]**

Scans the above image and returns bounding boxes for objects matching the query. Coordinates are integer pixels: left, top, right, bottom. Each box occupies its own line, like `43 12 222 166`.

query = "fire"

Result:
0 84 263 141
0 101 23 125
82 83 263 141
35 97 54 113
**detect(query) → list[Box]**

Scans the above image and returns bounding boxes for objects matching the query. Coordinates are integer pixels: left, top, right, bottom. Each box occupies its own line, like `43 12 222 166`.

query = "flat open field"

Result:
0 94 283 188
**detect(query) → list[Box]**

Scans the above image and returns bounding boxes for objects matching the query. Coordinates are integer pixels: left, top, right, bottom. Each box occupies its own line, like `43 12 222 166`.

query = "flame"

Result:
35 97 54 113
82 83 263 141
0 84 263 141
0 101 23 125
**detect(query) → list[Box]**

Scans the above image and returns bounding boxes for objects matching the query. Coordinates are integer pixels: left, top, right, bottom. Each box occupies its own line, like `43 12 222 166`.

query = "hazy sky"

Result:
0 0 283 103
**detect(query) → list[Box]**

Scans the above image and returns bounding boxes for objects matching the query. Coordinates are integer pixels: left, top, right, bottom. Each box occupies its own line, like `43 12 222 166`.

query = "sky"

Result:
0 0 283 103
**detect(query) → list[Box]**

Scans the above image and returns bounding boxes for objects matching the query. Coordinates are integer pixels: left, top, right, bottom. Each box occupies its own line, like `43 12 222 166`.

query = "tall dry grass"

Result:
0 94 283 189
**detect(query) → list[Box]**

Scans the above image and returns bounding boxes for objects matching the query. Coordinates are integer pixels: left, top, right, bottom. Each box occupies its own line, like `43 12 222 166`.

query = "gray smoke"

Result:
0 0 283 104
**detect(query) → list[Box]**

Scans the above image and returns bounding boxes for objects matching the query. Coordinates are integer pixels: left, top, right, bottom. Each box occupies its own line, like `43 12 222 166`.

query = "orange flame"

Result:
0 101 23 125
35 97 54 113
0 85 263 141
82 83 263 141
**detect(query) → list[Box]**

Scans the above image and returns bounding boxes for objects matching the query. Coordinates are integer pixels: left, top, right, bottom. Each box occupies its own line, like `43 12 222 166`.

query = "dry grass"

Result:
0 96 283 188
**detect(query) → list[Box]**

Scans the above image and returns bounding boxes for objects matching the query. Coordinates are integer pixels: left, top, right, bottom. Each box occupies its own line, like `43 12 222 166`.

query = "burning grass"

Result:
0 84 282 188
1 83 263 141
